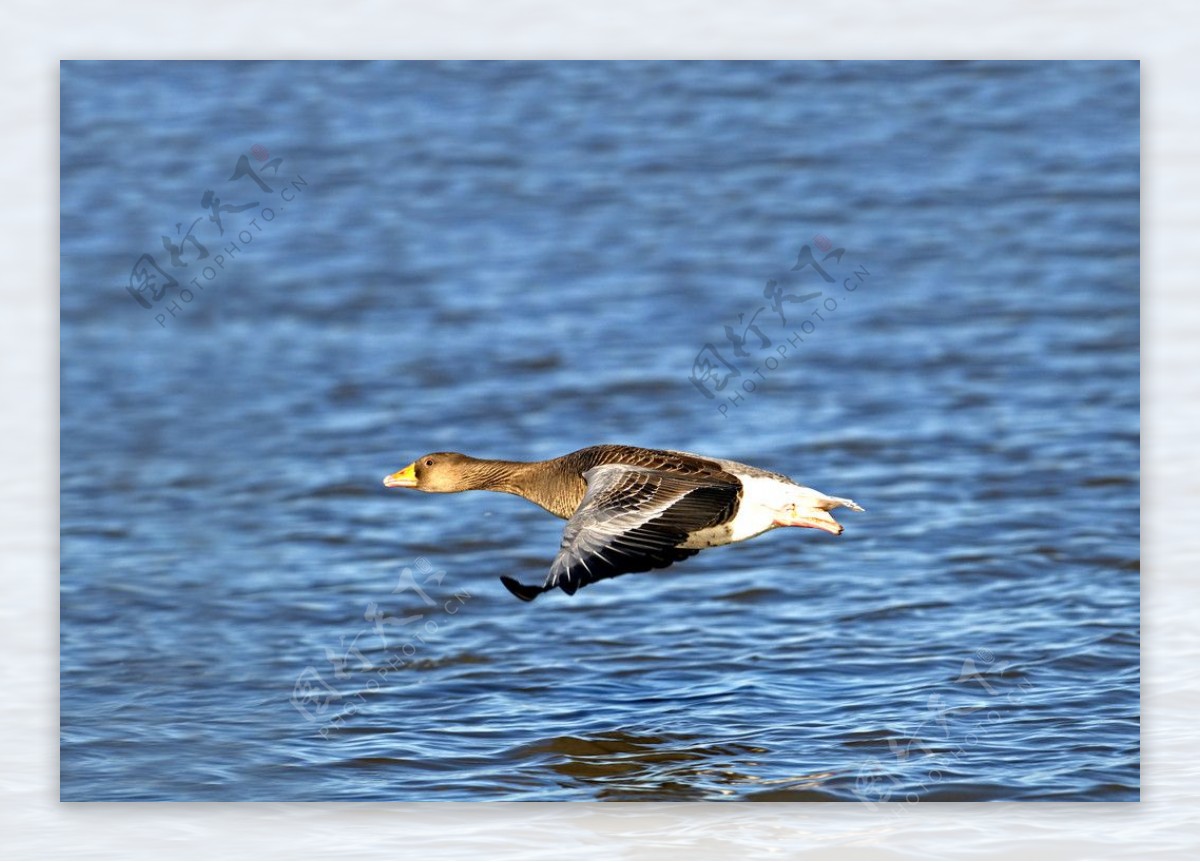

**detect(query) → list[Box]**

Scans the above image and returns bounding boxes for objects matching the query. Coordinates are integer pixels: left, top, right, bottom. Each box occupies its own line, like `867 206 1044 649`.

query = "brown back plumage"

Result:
525 445 741 519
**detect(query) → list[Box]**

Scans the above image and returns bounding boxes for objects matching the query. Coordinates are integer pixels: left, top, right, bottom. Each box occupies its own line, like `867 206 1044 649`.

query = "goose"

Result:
382 445 862 601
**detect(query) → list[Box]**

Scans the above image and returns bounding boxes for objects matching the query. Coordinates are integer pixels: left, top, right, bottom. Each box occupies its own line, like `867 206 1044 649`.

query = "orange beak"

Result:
383 462 418 488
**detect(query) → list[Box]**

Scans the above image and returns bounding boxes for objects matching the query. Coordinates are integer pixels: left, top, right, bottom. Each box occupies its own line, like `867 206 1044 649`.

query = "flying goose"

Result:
383 445 862 601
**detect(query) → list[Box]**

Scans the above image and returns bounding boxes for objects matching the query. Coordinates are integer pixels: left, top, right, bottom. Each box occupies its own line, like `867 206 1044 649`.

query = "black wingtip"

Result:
500 576 545 602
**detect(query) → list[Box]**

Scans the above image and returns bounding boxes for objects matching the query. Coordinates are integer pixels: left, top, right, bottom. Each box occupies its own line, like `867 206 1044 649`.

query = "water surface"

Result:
60 61 1139 801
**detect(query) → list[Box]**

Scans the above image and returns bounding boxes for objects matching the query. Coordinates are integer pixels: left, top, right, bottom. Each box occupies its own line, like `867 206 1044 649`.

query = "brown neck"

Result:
465 458 536 494
463 456 582 519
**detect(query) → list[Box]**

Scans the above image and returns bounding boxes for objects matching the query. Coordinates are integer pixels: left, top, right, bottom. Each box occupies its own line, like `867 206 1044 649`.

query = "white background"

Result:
3 1 1195 858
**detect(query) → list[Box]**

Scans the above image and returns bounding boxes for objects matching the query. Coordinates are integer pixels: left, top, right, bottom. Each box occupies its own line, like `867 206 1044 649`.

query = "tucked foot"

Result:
772 500 860 534
774 511 844 534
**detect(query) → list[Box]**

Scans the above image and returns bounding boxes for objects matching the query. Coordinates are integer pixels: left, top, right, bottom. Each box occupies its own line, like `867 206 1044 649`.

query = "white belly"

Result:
680 472 798 548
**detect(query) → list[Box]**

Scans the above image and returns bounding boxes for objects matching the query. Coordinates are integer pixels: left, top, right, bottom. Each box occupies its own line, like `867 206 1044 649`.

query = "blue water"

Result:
60 61 1139 801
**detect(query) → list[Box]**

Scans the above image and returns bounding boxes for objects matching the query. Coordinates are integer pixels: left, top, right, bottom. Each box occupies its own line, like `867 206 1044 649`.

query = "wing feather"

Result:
542 464 740 596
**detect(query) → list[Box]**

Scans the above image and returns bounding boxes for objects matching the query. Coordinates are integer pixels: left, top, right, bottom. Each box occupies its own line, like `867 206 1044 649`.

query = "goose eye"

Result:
424 459 434 467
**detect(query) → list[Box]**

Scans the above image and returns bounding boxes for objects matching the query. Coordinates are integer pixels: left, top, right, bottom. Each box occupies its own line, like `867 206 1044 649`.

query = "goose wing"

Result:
501 464 740 600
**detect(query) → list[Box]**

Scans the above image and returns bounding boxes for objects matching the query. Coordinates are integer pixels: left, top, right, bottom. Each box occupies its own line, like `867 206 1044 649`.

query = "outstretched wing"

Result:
503 464 740 600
